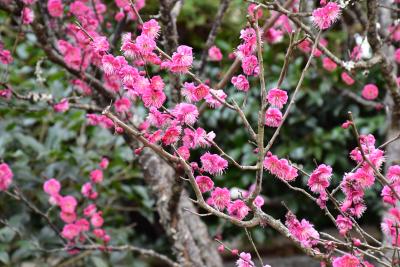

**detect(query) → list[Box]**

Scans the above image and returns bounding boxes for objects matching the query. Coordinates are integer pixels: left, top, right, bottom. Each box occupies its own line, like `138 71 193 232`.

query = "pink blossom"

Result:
312 2 341 30
200 152 228 175
240 28 257 45
231 75 250 92
211 187 230 210
195 176 214 193
265 108 282 127
171 103 199 125
91 36 110 53
308 164 332 193
43 178 61 196
263 152 298 181
0 89 11 99
381 185 400 206
135 34 156 55
0 163 13 191
53 98 69 113
22 7 34 25
115 11 125 21
89 169 103 184
99 157 109 169
332 254 360 267
228 200 250 220
248 4 263 19
75 218 90 232
266 88 288 109
0 48 13 65
362 84 379 100
341 72 355 85
101 54 127 75
208 46 223 61
47 0 63 18
72 79 92 95
182 127 214 148
81 182 96 199
60 196 78 214
114 97 131 113
322 57 337 72
205 89 227 108
285 211 319 248
91 212 104 228
253 196 265 208
336 215 353 236
61 223 80 240
60 211 76 223
84 204 97 217
388 165 400 184
236 252 254 267
142 76 166 108
241 55 258 76
58 40 83 70
162 125 182 145
265 28 284 44
395 48 400 64
93 228 106 239
161 45 193 73
142 19 160 39
176 146 190 161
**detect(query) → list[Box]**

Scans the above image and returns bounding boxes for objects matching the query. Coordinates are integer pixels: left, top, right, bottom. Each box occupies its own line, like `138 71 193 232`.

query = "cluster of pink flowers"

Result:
47 0 63 17
231 75 250 92
335 215 353 236
42 157 110 244
308 164 332 208
263 152 298 181
264 87 288 128
0 163 13 191
161 45 193 73
312 2 341 30
235 28 259 76
340 134 384 218
285 211 319 248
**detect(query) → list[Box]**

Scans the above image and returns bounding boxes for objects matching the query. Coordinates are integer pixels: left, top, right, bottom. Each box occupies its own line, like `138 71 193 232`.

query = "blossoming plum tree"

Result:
1 0 400 266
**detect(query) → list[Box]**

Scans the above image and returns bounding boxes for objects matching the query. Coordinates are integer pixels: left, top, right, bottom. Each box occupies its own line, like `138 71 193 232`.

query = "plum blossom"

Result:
200 152 228 175
211 187 230 210
253 196 265 208
182 127 215 148
265 107 282 127
227 200 250 220
0 163 13 191
332 254 360 267
43 178 61 196
53 98 69 113
91 212 104 228
195 176 214 193
307 164 332 193
22 7 34 25
341 72 355 85
312 2 341 30
285 211 319 248
336 215 353 236
362 84 378 100
62 223 80 240
60 196 78 214
90 169 103 184
236 252 255 267
161 45 193 73
142 19 161 39
266 88 288 109
114 97 131 113
47 0 63 17
171 103 199 125
241 55 258 76
322 57 337 72
208 45 223 61
231 75 250 92
263 152 298 181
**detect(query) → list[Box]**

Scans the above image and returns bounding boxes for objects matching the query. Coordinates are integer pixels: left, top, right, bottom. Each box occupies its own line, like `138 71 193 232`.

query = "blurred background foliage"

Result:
0 0 388 266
